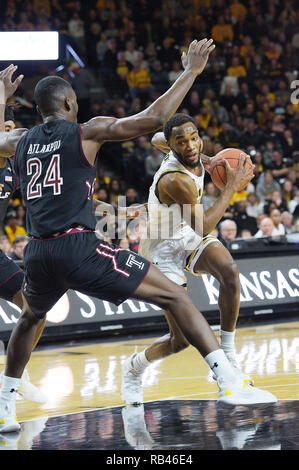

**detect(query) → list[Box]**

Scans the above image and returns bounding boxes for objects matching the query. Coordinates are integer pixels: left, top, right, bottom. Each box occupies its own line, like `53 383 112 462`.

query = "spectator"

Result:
233 201 258 236
145 146 164 187
96 187 109 203
281 211 294 234
124 40 139 66
282 180 295 207
15 205 26 228
289 189 299 214
241 120 265 149
211 15 234 45
0 235 12 255
254 217 275 238
196 106 212 131
201 182 218 211
211 99 229 123
127 59 153 101
150 60 170 96
227 57 247 78
118 237 130 249
270 208 285 235
219 219 237 246
125 187 140 206
69 63 94 122
157 37 180 71
168 60 184 85
246 192 264 219
115 51 132 96
68 11 85 54
263 140 275 168
5 211 27 246
256 170 281 201
8 235 29 261
108 178 123 207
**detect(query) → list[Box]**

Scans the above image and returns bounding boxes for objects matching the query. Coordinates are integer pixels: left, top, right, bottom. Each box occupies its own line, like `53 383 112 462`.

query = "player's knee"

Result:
221 260 239 290
20 308 43 326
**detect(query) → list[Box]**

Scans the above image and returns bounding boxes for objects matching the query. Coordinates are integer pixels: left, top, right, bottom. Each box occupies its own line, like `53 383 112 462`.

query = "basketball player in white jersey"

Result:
121 113 258 405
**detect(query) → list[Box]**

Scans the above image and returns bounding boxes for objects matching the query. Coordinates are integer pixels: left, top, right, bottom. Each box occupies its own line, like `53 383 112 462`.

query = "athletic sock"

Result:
204 349 237 382
220 329 236 355
131 350 151 374
0 375 20 408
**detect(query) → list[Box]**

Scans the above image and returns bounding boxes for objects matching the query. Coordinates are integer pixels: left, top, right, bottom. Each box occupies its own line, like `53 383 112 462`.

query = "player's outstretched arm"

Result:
0 128 28 157
81 39 215 148
0 64 26 157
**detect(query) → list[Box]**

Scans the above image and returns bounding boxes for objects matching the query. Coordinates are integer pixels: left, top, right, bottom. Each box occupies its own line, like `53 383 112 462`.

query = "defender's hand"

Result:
183 39 215 76
0 65 24 102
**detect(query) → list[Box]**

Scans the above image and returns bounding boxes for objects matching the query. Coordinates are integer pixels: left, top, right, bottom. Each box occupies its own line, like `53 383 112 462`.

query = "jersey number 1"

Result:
27 155 63 200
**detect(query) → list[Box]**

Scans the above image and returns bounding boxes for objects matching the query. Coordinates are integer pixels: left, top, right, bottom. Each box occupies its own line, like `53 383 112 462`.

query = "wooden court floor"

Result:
0 319 298 450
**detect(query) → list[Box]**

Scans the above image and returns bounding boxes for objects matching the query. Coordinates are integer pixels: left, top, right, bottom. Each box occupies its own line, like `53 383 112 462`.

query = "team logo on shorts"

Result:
126 254 145 270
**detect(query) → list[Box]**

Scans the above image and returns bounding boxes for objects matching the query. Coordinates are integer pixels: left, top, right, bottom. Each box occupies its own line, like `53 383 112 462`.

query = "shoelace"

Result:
243 376 257 389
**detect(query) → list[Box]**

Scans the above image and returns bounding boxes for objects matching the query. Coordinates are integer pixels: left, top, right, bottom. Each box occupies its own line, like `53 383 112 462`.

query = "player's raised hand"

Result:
0 64 24 102
224 154 254 191
182 39 215 76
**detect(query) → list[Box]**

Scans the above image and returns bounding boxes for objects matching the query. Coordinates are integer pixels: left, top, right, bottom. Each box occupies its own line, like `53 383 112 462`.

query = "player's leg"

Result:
5 295 43 378
0 258 46 403
132 264 220 357
193 240 240 347
122 261 276 407
143 308 189 361
122 263 238 405
191 241 253 381
121 304 189 404
12 290 46 350
0 296 45 432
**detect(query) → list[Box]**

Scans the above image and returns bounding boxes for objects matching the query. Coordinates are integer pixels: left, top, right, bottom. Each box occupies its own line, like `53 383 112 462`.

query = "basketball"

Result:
209 148 254 191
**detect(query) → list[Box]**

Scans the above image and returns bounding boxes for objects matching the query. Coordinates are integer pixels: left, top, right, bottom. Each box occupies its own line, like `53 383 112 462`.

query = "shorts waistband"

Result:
30 225 93 241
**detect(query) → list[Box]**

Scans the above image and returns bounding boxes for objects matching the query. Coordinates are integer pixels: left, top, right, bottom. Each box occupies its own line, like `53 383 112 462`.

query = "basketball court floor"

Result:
0 319 298 451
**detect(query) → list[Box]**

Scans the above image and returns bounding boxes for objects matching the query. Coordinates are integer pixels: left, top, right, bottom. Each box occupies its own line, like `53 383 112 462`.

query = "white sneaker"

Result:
217 376 278 406
0 369 47 404
0 431 20 450
18 370 47 404
0 402 20 433
121 354 143 405
212 351 255 386
122 405 156 450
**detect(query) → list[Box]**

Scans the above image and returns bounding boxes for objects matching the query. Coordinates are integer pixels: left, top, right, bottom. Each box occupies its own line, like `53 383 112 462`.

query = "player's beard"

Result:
173 150 201 169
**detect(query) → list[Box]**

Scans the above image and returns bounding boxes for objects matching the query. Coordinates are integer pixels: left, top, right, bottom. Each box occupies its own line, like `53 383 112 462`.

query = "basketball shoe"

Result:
0 431 20 450
122 405 157 450
121 354 143 405
213 351 255 386
217 376 277 406
0 402 20 433
0 369 47 404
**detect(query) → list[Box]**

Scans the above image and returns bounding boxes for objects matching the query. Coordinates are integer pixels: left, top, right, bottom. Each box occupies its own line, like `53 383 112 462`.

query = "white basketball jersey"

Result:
139 151 205 262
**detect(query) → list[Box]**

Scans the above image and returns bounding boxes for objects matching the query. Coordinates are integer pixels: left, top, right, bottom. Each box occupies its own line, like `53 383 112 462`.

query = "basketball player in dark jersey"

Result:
0 42 276 432
0 106 46 405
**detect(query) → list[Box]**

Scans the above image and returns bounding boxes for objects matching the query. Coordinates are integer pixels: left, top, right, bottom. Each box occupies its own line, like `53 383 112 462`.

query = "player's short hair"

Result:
163 113 198 141
34 76 72 114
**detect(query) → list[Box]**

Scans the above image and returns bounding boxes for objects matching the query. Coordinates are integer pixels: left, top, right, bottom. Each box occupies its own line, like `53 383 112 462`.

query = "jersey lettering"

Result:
27 154 63 199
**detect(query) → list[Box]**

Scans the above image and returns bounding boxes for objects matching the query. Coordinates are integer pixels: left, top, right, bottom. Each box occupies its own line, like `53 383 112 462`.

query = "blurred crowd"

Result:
1 0 299 251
